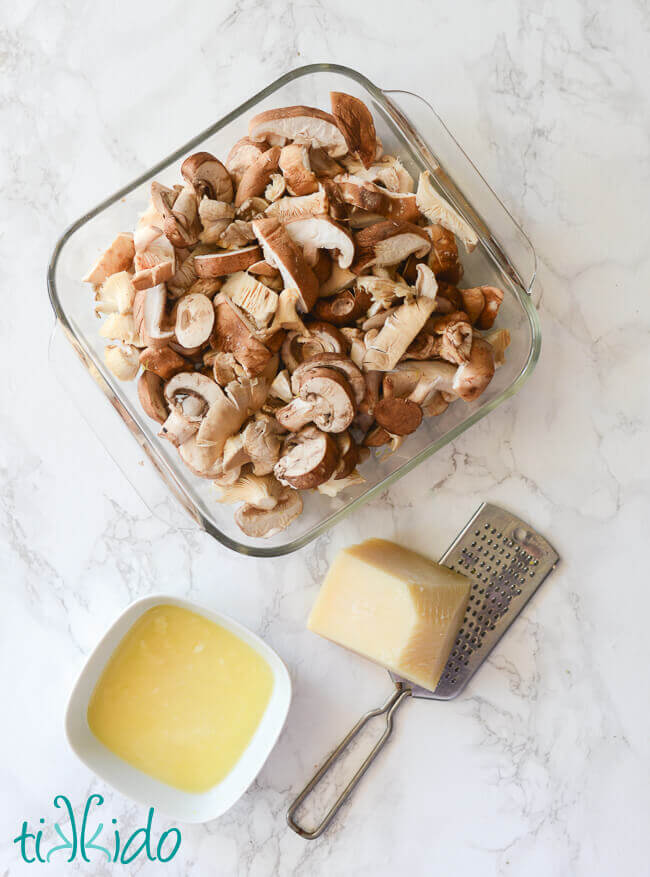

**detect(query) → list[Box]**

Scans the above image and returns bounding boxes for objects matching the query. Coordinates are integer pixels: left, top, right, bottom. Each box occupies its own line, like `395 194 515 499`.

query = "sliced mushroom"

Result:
181 152 233 203
265 187 329 222
335 176 419 223
318 264 357 297
194 245 263 278
235 146 282 208
165 372 222 424
104 344 140 381
139 345 188 380
333 430 360 479
276 367 355 433
330 92 377 168
426 224 463 284
249 106 347 156
416 171 478 253
312 286 371 326
133 285 174 347
363 295 437 371
221 271 278 330
151 181 200 249
174 293 215 349
292 353 366 406
160 409 198 449
213 294 272 377
452 337 496 401
274 426 339 488
340 154 414 192
178 433 222 477
284 214 355 269
95 271 136 316
83 233 135 284
279 144 319 196
374 397 423 435
226 137 269 187
99 313 140 346
137 371 168 423
312 251 332 285
242 415 283 475
252 216 319 312
351 221 431 273
234 490 303 538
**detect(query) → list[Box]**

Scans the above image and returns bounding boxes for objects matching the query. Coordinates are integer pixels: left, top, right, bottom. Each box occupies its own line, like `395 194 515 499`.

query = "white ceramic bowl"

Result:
65 595 292 823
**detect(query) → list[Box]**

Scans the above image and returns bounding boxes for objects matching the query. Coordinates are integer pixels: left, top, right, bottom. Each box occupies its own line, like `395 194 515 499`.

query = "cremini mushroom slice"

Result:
249 106 347 156
181 151 234 203
452 337 496 401
165 372 222 424
312 286 372 325
330 92 377 168
284 214 355 269
274 426 339 489
279 144 319 196
213 293 272 377
235 490 303 538
104 344 140 381
252 216 319 312
99 313 140 346
198 199 235 244
426 224 463 284
292 352 366 407
83 233 135 284
133 285 174 347
276 367 355 434
235 146 282 208
194 245 263 277
94 271 136 316
485 328 511 366
242 415 283 476
265 187 329 222
221 271 278 330
416 171 478 253
374 397 423 436
340 154 414 192
226 137 269 187
139 345 188 381
265 173 286 202
333 430 360 479
174 292 215 349
335 175 419 223
351 221 431 273
137 371 168 423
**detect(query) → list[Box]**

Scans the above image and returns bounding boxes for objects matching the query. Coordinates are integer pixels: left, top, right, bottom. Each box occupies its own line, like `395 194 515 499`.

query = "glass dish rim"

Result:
47 62 542 558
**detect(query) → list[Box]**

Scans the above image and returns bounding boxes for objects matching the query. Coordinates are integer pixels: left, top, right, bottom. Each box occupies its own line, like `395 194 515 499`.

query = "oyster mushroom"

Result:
104 344 140 381
215 472 284 510
226 138 269 187
452 337 496 401
374 397 423 436
330 92 377 168
235 146 282 208
221 272 278 330
312 286 371 326
265 174 286 201
276 367 355 433
235 490 303 538
181 152 233 203
83 233 135 284
335 176 419 223
133 285 174 348
198 199 235 244
139 345 188 380
213 294 272 377
279 144 319 196
274 426 339 488
94 271 136 316
174 292 215 349
194 245 263 277
416 171 478 253
340 154 414 192
137 371 168 423
351 221 431 273
99 313 139 346
252 216 319 312
284 214 355 269
248 106 347 156
317 470 365 498
265 187 329 222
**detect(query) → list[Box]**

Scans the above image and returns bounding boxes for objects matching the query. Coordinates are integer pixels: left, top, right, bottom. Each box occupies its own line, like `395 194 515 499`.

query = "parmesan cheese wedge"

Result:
307 538 471 692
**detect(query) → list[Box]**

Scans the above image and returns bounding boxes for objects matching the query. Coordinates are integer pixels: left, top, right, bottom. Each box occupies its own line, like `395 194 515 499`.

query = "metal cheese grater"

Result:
287 503 559 839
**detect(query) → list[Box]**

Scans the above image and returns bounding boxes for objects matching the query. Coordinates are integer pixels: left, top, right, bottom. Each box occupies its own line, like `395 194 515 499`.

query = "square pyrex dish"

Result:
48 63 540 557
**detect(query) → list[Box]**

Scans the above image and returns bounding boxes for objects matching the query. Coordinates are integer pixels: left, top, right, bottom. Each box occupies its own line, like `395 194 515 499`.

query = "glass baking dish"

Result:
48 63 540 557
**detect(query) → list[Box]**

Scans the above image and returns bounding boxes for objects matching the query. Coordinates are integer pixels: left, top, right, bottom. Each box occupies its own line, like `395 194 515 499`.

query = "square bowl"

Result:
48 63 540 557
65 595 292 823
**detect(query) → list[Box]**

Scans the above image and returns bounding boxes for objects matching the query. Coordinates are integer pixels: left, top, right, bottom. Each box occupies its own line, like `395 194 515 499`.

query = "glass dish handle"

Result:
49 320 200 532
381 89 540 307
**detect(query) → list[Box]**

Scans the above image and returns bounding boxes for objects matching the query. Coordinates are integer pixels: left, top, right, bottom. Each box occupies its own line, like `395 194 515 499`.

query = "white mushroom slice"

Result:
159 409 199 449
340 154 414 193
234 490 303 538
265 187 329 222
194 245 263 278
279 144 319 196
104 344 140 381
330 92 377 168
284 214 355 269
174 293 215 348
83 233 135 284
335 175 419 223
363 294 437 372
133 284 174 347
249 106 347 156
352 221 431 273
235 146 282 208
94 271 136 315
265 173 286 201
416 171 478 253
99 313 139 346
252 216 319 312
274 426 339 489
165 372 222 422
198 199 235 244
317 469 365 497
226 137 268 187
221 272 278 329
181 152 233 203
318 264 356 298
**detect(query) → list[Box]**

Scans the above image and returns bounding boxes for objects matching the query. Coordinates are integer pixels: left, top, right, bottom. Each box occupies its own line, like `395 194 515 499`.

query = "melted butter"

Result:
87 605 273 793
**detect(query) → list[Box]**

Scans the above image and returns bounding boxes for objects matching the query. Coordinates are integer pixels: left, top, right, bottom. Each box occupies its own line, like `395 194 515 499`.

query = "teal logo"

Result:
13 795 181 864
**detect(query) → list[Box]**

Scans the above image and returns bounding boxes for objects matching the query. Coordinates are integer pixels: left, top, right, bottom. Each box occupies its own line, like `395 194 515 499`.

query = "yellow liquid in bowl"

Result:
87 605 274 793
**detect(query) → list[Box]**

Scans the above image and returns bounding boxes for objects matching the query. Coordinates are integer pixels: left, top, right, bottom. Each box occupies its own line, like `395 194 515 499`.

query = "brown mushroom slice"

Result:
174 292 215 349
213 294 272 377
452 338 496 401
265 187 330 222
277 367 355 434
249 106 347 156
221 271 278 330
242 415 283 476
485 328 511 366
181 152 233 203
83 233 135 284
333 431 360 479
330 92 377 168
292 352 366 407
374 397 423 436
137 371 168 423
194 245 263 278
351 221 431 274
279 144 319 196
226 138 269 187
165 372 222 423
132 260 174 291
139 345 188 381
363 295 437 371
235 146 282 208
416 171 478 253
284 214 355 269
235 490 303 538
335 176 419 223
426 224 463 284
312 286 371 326
312 251 332 285
274 426 339 489
363 425 391 448
252 216 319 312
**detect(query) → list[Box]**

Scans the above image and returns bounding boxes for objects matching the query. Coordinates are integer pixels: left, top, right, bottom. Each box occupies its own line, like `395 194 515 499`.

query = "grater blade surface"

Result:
390 503 559 700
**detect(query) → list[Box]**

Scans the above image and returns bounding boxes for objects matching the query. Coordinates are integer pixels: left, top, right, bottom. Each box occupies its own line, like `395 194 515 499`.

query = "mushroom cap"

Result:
452 337 496 401
234 490 303 538
351 221 431 273
374 397 423 435
292 352 365 406
279 144 319 196
251 216 319 313
174 292 215 349
139 345 188 381
181 152 233 203
274 426 339 489
249 106 347 157
284 214 355 269
235 146 282 208
330 92 377 168
213 294 272 377
137 371 168 423
194 245 263 278
416 171 478 253
226 137 269 186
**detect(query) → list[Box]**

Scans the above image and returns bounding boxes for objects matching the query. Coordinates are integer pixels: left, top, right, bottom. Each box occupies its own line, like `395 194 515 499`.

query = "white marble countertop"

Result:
1 1 648 874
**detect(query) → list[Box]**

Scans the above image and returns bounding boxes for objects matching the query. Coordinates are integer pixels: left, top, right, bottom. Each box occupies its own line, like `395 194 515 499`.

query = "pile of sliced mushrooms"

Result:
83 93 510 539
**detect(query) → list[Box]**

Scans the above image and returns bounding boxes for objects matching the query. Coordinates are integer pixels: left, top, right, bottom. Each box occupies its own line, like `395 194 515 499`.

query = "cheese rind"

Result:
307 538 471 692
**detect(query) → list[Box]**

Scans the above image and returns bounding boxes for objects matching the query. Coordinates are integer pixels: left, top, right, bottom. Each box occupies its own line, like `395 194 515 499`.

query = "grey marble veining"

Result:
0 1 648 874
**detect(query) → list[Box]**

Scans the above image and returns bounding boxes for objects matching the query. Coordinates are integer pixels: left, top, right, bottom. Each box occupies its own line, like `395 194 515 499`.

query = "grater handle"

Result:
287 683 411 839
